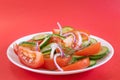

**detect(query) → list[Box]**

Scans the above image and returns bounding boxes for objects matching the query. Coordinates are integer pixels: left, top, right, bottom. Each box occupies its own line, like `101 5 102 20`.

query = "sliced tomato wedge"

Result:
49 36 64 45
79 30 90 35
61 57 90 71
79 30 90 41
13 44 44 68
43 58 56 70
74 42 101 56
13 44 19 55
52 29 60 34
43 56 71 70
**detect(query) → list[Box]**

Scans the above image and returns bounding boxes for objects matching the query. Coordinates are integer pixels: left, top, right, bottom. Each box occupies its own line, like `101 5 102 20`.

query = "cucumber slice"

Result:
52 34 65 40
90 38 97 44
41 43 53 53
81 38 97 48
69 55 86 64
33 33 50 40
81 40 90 48
61 45 75 54
62 26 73 34
19 41 36 47
39 35 51 49
89 60 96 67
43 51 50 55
89 46 109 60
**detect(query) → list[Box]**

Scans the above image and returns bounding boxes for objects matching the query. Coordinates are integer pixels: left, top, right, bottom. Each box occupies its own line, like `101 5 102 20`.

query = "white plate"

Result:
7 32 114 75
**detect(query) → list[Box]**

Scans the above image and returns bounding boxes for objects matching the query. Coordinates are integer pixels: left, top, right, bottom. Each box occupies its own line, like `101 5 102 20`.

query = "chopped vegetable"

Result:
90 38 97 44
69 55 86 64
33 33 49 40
19 41 36 47
50 43 65 59
54 54 63 71
89 46 109 60
89 60 96 67
43 55 71 70
14 45 44 68
57 22 62 35
39 35 51 49
61 57 90 71
41 43 53 53
62 26 73 34
63 32 76 44
74 42 101 56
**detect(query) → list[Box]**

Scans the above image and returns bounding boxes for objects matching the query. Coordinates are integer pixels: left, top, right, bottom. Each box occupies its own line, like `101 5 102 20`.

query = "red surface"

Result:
0 0 120 80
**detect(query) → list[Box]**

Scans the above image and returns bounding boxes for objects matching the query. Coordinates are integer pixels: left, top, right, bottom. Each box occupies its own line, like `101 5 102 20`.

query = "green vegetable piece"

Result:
69 55 86 64
90 38 97 44
41 43 53 53
39 35 51 49
33 33 50 40
62 46 75 55
19 41 36 47
43 51 51 55
81 40 90 48
89 60 97 67
89 46 109 60
52 34 65 40
62 26 74 34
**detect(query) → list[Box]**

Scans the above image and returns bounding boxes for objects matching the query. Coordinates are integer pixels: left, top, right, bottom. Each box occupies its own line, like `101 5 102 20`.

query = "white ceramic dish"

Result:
7 32 114 75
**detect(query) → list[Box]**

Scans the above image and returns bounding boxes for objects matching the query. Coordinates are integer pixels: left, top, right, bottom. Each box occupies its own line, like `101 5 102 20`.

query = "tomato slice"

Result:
14 45 44 68
79 30 90 35
61 57 90 71
62 30 90 50
43 56 71 70
49 36 64 45
13 44 19 55
43 58 56 70
74 42 101 56
52 29 60 34
80 30 90 41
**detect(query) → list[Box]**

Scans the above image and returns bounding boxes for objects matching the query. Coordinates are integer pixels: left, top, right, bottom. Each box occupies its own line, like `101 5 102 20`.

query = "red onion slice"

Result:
57 44 65 57
77 31 82 46
63 32 76 43
74 31 82 50
50 43 65 59
50 43 58 59
35 42 39 51
50 43 65 71
80 31 90 42
57 22 62 35
54 53 64 71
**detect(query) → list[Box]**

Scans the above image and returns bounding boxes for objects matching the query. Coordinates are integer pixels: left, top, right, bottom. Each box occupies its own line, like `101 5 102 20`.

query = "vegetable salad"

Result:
13 22 109 71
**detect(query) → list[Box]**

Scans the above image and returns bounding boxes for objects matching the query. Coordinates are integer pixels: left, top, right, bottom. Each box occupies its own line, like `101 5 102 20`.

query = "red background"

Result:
0 0 120 80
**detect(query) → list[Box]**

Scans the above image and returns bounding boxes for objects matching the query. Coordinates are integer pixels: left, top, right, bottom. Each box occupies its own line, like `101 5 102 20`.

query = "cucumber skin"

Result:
40 34 65 53
90 53 107 60
19 41 36 45
43 51 51 55
90 38 97 44
62 26 73 34
89 60 96 67
89 46 109 60
39 35 51 49
69 56 86 64
41 43 53 53
33 34 50 40
19 41 36 47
